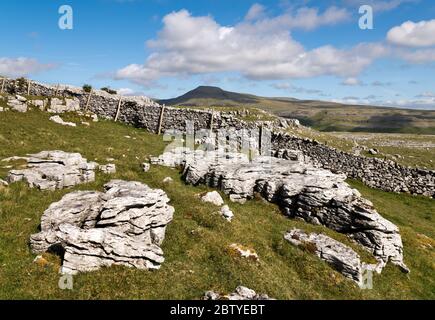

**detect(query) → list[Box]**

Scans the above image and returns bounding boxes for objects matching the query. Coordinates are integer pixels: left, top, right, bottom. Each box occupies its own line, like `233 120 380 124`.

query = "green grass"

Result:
0 107 434 299
157 86 435 134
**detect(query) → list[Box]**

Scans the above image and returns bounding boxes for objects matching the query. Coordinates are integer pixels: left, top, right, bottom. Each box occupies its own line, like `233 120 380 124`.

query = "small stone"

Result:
204 286 273 300
201 191 224 206
99 164 116 174
49 115 76 127
229 243 259 261
142 163 151 172
220 205 234 221
16 95 27 102
230 194 247 204
369 149 378 155
162 177 173 184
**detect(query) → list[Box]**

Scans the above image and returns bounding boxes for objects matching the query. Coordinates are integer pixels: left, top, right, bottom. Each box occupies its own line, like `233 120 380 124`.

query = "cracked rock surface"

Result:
153 147 408 272
5 151 99 190
284 229 383 283
30 180 174 274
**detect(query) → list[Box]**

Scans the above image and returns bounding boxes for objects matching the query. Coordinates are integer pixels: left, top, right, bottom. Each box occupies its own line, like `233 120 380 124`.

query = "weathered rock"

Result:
204 286 274 300
16 95 27 102
7 96 27 112
30 99 47 110
30 180 174 274
49 115 76 127
220 205 234 221
229 243 259 261
162 177 173 184
6 151 97 190
142 163 151 172
99 164 116 174
201 191 224 206
369 149 378 155
284 229 383 283
47 98 80 113
154 148 408 271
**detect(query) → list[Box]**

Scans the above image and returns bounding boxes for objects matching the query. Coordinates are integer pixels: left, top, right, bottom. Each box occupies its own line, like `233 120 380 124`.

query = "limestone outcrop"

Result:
284 229 382 283
5 151 99 190
153 148 408 272
30 180 174 274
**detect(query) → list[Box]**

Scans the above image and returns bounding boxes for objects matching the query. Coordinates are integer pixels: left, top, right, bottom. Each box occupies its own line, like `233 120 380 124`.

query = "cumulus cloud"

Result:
387 19 435 47
0 57 55 78
115 8 387 86
245 3 266 21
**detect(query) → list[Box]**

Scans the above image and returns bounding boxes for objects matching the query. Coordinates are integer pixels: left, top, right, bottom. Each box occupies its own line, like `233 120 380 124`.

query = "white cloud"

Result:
332 94 435 110
115 8 386 86
343 0 418 12
245 3 266 21
118 88 134 95
387 19 435 47
396 48 435 63
271 82 324 95
0 57 55 78
372 81 392 87
416 91 435 98
341 77 363 86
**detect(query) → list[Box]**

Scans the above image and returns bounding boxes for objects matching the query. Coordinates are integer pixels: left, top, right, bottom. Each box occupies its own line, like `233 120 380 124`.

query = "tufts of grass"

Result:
0 107 433 299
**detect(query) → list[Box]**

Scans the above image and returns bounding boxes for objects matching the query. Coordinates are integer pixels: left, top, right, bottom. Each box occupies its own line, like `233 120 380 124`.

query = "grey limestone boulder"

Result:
30 180 174 274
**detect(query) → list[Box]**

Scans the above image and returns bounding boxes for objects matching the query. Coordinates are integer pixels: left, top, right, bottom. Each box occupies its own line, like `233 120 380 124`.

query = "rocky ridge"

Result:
152 147 409 274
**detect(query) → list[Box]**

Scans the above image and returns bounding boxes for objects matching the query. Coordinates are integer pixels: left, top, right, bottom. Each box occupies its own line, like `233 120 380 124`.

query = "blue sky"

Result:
0 0 434 108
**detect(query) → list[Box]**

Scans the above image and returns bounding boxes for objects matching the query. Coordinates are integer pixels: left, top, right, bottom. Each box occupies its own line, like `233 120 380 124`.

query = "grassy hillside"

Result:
0 107 434 299
158 87 435 134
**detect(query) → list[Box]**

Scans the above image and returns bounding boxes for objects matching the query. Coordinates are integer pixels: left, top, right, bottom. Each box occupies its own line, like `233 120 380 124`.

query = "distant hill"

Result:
159 86 261 105
158 86 435 134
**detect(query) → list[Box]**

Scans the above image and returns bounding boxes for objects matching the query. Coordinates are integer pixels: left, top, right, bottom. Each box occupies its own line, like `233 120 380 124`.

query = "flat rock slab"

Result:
153 147 408 272
284 229 382 283
30 180 174 274
6 150 100 190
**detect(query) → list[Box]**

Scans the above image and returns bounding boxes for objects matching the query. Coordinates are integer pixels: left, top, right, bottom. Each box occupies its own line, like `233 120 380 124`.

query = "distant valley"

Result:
158 86 435 134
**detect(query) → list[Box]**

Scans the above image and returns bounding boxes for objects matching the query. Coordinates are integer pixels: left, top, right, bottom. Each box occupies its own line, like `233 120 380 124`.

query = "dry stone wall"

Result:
2 77 434 197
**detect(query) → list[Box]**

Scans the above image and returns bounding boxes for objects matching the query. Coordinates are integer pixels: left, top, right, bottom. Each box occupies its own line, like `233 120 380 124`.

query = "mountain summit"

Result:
158 86 260 106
